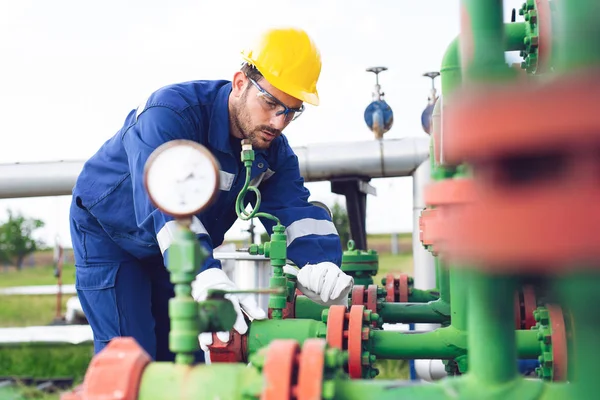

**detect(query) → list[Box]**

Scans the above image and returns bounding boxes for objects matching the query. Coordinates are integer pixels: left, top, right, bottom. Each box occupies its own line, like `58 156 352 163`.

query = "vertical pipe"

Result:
557 273 600 397
412 160 437 292
448 268 467 331
459 0 512 82
468 271 517 385
554 1 600 72
438 259 451 305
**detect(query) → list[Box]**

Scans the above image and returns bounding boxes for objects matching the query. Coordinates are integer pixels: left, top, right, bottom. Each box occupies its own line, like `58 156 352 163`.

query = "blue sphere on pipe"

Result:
364 100 393 139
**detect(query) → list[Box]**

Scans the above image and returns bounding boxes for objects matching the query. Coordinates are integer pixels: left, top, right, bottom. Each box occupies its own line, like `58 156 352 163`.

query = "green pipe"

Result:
136 361 573 400
294 295 448 324
438 259 451 305
441 22 527 99
449 268 468 331
468 271 518 385
555 1 600 71
138 362 262 399
294 295 328 320
409 288 440 303
460 0 510 81
379 302 448 324
557 273 600 397
369 327 539 361
248 318 327 354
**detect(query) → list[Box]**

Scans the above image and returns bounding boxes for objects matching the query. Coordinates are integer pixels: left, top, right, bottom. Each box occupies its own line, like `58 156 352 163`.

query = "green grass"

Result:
0 263 89 399
0 264 75 288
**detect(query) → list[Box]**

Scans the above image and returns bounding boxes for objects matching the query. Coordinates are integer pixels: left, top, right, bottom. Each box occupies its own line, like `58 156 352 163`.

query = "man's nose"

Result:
269 113 287 130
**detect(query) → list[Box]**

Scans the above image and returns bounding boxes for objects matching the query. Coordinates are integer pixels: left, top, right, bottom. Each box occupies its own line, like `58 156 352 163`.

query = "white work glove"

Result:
191 268 267 352
284 262 353 307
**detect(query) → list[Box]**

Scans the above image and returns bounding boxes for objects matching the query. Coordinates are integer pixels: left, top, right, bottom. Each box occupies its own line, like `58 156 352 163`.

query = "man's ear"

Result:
231 71 247 98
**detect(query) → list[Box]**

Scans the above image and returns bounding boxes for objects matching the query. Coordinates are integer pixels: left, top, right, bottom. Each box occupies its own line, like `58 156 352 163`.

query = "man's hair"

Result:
241 63 263 84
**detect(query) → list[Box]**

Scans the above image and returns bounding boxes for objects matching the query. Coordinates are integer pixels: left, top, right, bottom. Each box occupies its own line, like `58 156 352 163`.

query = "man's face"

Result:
230 73 304 150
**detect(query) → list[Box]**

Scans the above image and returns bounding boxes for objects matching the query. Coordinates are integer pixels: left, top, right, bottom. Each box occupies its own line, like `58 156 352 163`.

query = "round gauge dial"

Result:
144 140 220 217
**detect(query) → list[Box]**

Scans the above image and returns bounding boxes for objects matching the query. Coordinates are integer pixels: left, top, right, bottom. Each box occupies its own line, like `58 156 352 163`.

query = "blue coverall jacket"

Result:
69 80 342 361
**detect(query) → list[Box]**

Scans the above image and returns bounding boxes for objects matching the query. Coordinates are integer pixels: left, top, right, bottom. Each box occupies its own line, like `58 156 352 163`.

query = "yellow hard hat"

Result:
241 27 322 106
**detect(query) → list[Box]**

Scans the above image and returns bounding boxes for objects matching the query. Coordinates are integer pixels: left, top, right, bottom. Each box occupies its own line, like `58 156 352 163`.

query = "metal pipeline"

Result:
0 137 429 199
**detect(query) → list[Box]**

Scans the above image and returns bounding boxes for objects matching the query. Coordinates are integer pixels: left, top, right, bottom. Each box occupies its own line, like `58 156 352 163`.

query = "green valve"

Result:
341 240 378 285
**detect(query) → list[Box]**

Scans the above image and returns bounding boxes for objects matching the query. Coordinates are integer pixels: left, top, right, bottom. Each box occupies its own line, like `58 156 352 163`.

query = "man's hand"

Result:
191 268 267 351
284 262 353 306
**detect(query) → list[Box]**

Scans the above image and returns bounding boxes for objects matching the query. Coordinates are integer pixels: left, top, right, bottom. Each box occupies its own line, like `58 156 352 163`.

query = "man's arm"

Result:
121 105 221 273
256 145 352 306
256 151 342 267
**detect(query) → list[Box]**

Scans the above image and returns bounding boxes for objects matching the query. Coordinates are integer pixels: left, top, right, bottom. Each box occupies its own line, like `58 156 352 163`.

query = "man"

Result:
69 27 353 362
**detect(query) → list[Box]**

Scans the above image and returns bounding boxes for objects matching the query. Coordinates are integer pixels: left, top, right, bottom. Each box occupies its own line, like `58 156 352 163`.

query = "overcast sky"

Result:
0 0 523 248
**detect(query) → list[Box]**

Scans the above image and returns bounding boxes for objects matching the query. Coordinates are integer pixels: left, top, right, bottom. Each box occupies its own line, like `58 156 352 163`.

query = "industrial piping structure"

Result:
4 0 597 398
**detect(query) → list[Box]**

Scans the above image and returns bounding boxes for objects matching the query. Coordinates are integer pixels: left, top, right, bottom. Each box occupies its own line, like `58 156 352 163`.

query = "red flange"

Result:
385 273 396 302
351 285 365 307
261 340 300 400
326 305 346 350
295 339 326 400
326 305 366 380
398 274 410 303
547 305 568 381
347 305 365 379
60 337 151 400
208 330 248 363
366 285 378 315
522 286 538 329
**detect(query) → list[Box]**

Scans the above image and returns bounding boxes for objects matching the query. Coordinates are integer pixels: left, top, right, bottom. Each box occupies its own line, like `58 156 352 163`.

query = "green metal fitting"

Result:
167 224 209 365
341 240 378 285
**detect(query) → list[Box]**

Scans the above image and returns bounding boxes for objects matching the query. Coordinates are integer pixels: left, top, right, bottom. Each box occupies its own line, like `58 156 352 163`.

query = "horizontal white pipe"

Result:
0 138 429 199
414 359 448 382
0 325 93 346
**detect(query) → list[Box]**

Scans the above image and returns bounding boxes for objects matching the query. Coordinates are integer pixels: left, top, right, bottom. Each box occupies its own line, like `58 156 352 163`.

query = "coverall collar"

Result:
208 81 267 156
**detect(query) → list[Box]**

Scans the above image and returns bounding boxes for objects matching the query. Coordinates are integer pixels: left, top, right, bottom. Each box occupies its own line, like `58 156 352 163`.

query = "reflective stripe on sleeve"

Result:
285 218 338 246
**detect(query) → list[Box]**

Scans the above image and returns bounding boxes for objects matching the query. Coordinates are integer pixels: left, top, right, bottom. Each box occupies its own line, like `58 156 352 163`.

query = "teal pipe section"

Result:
294 295 327 320
247 318 327 354
555 1 600 71
369 327 538 361
460 0 511 81
557 273 600 397
449 268 468 331
468 271 518 385
409 288 440 303
294 295 448 324
379 302 448 324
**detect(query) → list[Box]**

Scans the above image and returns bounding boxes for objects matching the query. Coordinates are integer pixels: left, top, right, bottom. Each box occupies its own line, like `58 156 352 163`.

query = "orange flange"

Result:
261 340 300 400
385 273 397 302
440 184 600 270
547 305 568 381
424 178 476 207
60 337 151 400
208 330 248 363
326 305 367 380
326 305 346 350
295 339 326 400
398 274 409 303
366 284 378 316
443 74 600 165
347 305 365 379
351 285 366 307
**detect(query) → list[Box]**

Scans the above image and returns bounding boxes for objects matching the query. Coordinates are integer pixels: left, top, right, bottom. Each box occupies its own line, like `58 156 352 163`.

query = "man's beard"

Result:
232 94 281 150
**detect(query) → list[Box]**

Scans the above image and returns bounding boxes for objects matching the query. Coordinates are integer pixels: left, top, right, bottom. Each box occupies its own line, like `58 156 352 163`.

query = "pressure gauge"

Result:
144 140 220 218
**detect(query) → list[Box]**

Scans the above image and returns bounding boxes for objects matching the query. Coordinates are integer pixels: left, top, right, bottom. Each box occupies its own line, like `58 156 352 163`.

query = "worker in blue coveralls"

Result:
69 27 354 363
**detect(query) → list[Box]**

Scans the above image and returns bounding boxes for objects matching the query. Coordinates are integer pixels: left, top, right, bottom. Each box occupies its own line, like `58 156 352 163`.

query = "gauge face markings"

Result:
145 141 220 217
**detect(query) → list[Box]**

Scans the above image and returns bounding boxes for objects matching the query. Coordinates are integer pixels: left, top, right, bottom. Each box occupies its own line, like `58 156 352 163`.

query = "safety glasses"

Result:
247 76 305 122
